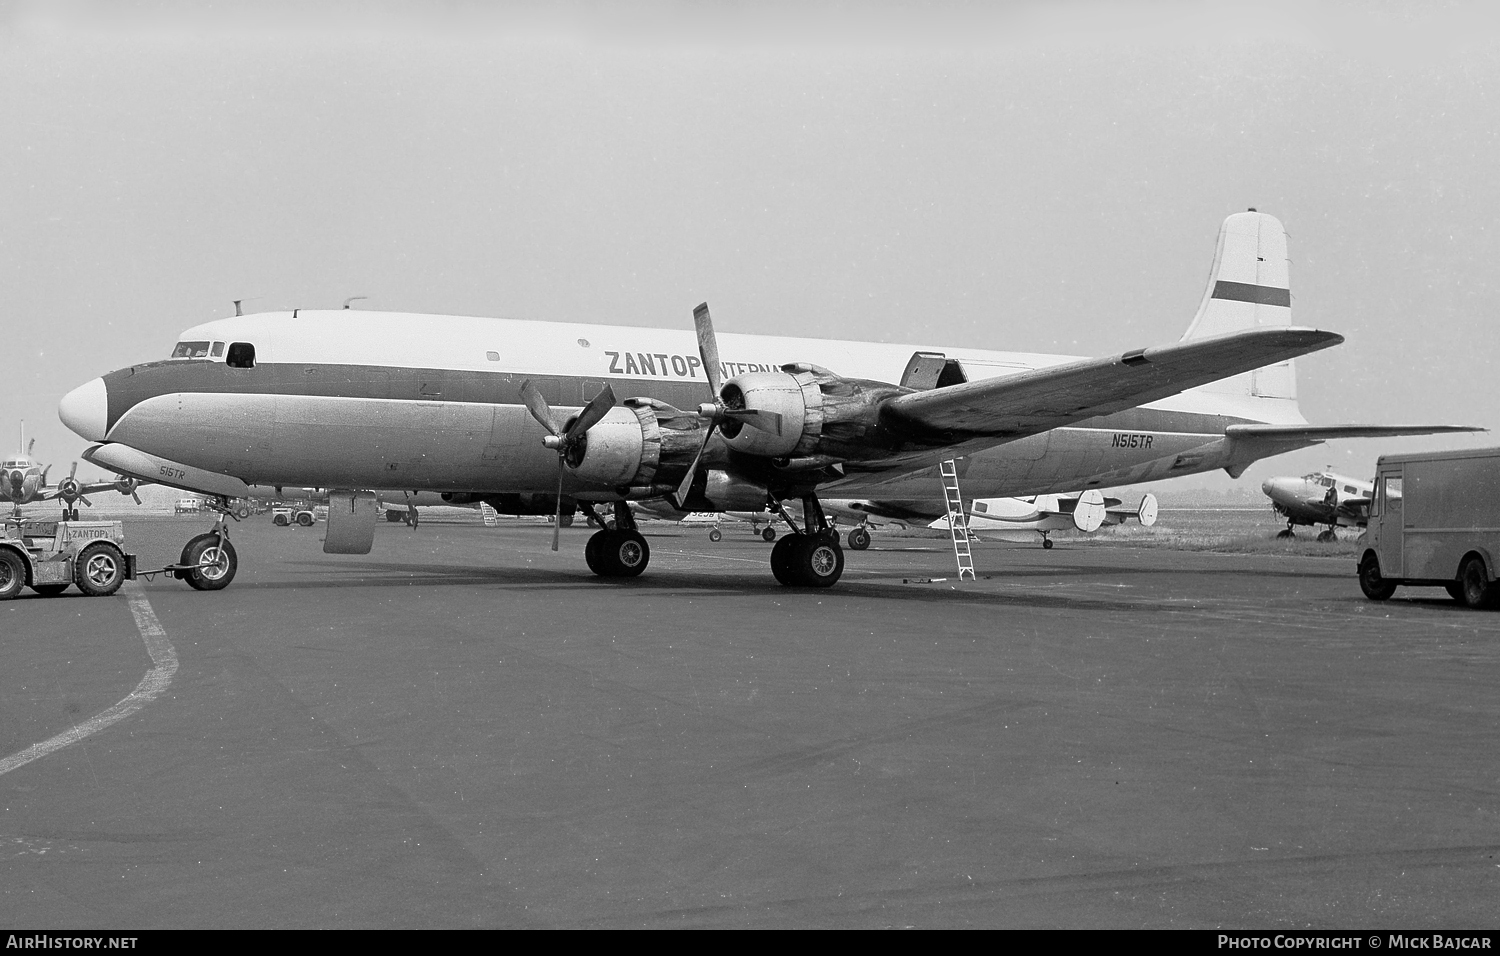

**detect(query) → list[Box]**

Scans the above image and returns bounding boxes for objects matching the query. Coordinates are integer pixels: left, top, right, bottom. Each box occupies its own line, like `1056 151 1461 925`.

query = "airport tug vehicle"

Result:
0 508 239 600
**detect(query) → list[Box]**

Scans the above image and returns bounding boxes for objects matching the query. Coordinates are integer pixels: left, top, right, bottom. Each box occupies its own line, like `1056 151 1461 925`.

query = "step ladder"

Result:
939 459 975 581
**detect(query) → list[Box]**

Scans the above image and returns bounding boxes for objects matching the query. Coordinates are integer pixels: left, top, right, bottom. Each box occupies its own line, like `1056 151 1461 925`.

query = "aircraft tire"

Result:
31 584 70 597
594 530 649 578
0 550 25 600
847 527 871 550
761 527 776 542
787 536 843 588
1317 530 1337 543
180 533 238 591
770 535 799 585
1276 528 1294 539
74 542 126 597
386 510 404 523
585 530 607 575
1042 538 1054 550
708 528 722 543
559 513 574 528
1358 553 1396 601
1459 555 1497 610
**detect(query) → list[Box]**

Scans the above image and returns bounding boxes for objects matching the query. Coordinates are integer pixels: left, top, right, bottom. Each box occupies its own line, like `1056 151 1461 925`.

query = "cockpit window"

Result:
172 341 212 359
1319 476 1335 488
226 342 256 369
211 341 225 357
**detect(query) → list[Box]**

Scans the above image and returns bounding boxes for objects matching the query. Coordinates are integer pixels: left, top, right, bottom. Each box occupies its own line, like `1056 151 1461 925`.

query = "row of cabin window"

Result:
171 341 256 368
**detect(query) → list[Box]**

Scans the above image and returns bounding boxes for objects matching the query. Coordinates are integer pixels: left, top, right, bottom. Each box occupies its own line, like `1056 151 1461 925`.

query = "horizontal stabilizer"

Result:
1225 424 1486 442
883 327 1343 439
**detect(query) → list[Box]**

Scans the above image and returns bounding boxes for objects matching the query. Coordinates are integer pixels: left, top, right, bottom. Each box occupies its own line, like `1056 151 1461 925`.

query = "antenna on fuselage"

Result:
342 296 367 309
231 296 262 317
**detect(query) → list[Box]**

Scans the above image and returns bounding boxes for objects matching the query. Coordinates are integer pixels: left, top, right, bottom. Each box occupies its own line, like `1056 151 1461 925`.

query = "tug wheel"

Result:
0 550 25 600
74 542 126 597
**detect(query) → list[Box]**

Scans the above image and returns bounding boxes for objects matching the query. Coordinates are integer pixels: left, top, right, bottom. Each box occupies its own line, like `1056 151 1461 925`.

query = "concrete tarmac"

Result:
2 518 1498 928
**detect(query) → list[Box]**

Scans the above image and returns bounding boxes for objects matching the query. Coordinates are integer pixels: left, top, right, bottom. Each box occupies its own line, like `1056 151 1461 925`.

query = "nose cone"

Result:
59 377 109 442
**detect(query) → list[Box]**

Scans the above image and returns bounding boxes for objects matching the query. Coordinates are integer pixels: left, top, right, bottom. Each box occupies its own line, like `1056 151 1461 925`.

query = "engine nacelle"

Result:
113 477 139 497
717 370 819 457
564 399 706 492
717 365 906 461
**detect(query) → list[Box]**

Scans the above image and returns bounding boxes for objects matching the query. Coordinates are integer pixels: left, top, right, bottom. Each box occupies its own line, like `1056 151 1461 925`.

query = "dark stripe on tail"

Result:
1212 280 1291 307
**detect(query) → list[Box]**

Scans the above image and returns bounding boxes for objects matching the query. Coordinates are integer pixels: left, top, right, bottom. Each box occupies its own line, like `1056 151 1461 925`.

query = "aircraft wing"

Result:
1224 424 1485 442
881 328 1342 439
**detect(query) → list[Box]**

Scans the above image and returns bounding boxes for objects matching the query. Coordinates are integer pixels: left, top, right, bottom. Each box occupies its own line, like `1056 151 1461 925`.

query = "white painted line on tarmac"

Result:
0 582 178 777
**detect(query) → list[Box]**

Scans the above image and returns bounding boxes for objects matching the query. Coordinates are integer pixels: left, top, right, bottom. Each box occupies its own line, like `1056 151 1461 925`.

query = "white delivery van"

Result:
1359 446 1500 608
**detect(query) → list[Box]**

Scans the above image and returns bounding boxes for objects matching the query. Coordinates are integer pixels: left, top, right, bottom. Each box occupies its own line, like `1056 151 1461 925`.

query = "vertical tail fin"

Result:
1181 210 1298 403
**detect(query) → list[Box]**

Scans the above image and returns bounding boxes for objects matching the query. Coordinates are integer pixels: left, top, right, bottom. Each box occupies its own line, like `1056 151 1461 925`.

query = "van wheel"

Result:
1358 553 1396 601
74 542 126 597
1459 555 1497 609
273 514 289 526
0 550 25 600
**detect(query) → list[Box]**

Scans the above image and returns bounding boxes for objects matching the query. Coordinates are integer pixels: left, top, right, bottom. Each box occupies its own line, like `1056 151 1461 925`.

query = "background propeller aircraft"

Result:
58 212 1479 587
2 423 144 521
928 492 1159 549
1261 470 1374 541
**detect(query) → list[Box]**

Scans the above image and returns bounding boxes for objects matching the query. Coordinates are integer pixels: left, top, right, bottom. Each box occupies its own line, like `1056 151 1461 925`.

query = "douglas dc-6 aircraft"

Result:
57 211 1477 588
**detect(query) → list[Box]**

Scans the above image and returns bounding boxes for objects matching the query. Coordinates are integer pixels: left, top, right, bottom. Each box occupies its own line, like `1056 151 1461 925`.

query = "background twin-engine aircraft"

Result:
57 211 1478 587
2 423 144 521
1261 470 1375 541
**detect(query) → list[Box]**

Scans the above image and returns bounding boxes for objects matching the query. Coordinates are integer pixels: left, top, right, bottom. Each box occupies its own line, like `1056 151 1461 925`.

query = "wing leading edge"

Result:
880 327 1343 440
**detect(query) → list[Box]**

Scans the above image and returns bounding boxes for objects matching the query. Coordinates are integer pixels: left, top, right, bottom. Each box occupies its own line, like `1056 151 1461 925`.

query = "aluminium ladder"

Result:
939 459 976 581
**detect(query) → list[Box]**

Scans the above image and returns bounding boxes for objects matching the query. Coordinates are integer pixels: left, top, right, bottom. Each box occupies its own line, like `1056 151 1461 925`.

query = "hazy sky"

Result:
3 1 1497 491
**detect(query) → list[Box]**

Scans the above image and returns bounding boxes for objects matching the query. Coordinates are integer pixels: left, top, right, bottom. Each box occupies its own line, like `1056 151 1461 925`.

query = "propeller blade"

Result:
79 495 92 507
723 407 784 436
673 428 714 509
68 461 78 480
693 302 723 397
566 383 617 441
552 468 564 552
519 380 564 437
131 491 142 505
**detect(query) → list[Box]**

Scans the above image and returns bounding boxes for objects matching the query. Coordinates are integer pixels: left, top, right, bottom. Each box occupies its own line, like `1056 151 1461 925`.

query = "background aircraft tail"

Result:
1180 210 1299 407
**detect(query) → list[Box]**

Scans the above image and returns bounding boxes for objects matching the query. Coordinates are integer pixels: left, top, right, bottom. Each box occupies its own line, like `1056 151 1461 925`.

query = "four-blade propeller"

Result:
519 379 616 551
673 302 784 507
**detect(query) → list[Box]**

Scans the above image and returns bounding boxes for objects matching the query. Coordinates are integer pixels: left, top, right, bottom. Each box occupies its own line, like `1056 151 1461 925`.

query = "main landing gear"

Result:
768 495 845 588
584 502 650 578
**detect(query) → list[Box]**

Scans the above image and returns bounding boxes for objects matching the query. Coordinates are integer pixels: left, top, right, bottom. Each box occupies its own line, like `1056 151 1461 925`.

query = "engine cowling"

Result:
564 399 708 492
113 477 139 497
716 364 907 461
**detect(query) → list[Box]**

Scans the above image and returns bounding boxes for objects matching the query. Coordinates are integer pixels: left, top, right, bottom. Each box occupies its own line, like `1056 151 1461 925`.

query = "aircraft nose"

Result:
59 377 109 442
1261 479 1275 495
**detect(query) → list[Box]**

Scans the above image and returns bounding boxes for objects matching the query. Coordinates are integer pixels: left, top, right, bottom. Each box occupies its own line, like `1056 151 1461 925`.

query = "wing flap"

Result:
882 327 1343 438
